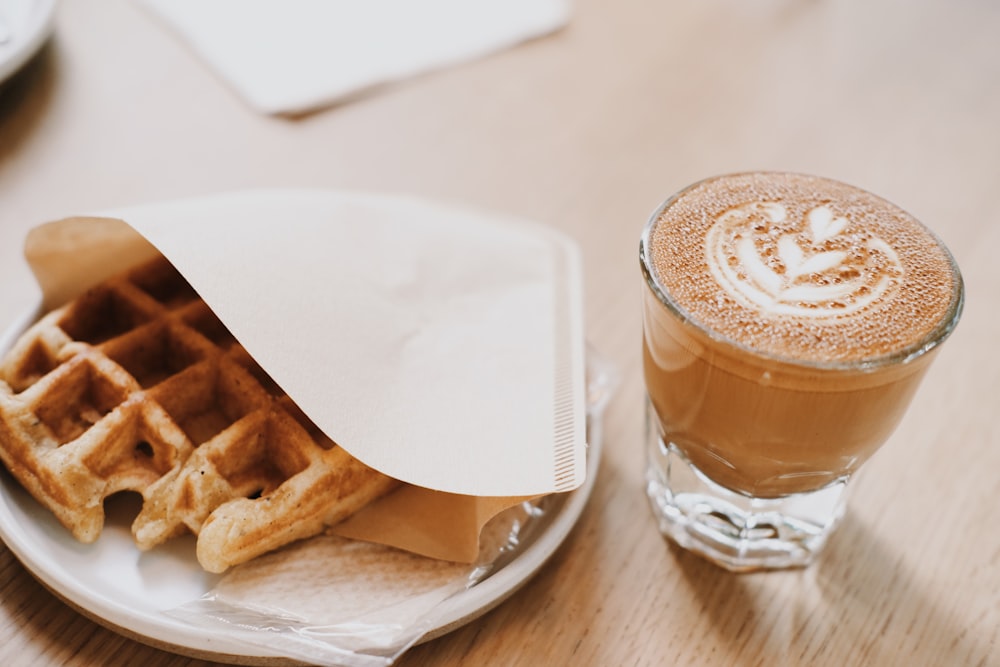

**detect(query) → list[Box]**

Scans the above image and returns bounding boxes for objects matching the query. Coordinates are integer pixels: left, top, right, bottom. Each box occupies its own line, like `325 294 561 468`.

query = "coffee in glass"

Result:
640 172 963 571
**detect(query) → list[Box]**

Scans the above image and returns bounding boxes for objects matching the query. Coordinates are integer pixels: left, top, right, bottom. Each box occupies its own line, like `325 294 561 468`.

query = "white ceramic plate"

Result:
0 308 608 665
0 0 57 85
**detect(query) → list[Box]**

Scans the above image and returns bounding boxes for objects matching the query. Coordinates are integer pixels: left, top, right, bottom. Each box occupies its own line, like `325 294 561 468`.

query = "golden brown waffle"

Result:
0 256 397 572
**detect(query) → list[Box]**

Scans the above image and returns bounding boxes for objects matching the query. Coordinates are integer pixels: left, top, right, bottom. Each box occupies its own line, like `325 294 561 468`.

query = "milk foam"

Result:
644 173 961 363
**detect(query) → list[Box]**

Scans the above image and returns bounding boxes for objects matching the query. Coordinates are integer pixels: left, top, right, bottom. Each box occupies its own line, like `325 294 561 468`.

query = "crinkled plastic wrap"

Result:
166 352 618 667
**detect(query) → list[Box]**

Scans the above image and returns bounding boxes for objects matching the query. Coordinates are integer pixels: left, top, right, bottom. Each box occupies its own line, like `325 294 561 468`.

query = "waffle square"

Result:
0 256 397 572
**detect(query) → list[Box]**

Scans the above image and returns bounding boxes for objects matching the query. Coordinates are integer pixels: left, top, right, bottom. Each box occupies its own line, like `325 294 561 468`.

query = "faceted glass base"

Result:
645 403 848 572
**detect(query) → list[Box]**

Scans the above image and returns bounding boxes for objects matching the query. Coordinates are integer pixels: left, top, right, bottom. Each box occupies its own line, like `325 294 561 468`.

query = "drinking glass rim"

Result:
639 173 966 374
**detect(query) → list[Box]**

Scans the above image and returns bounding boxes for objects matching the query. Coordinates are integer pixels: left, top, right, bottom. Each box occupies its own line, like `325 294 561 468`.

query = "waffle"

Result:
0 256 397 572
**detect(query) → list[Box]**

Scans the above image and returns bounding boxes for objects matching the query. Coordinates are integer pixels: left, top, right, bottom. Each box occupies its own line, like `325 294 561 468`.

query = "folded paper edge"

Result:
24 217 160 311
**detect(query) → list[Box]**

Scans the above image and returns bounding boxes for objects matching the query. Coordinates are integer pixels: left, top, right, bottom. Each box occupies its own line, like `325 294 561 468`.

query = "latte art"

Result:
705 202 903 319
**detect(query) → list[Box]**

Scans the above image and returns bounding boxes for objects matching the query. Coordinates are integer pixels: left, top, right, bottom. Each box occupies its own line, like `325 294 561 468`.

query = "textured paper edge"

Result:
548 226 587 492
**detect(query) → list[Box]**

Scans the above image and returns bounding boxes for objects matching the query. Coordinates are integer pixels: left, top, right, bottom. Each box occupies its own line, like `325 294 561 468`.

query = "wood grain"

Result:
1 0 997 665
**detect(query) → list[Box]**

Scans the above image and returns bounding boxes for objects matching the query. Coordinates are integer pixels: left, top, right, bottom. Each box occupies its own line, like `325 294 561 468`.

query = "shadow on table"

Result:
0 39 58 167
667 514 992 664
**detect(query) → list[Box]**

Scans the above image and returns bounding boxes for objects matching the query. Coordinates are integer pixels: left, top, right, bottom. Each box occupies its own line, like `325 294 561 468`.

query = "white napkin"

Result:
137 0 571 115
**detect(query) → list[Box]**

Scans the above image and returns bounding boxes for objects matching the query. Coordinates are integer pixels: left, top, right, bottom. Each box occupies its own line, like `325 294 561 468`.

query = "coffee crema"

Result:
643 172 961 364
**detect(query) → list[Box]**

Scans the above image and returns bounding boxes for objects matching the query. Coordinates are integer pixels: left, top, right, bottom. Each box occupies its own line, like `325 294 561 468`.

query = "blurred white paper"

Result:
137 0 571 114
27 191 586 498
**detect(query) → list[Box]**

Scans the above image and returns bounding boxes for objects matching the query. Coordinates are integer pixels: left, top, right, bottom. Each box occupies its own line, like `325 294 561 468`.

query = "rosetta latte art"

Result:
705 202 903 319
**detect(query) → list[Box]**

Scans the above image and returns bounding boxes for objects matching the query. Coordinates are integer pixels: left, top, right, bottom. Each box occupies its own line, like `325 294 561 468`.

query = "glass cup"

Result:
639 173 964 571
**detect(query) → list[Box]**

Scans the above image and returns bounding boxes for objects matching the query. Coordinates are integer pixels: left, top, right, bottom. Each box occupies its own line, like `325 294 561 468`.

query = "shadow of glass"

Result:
666 512 994 665
814 514 994 665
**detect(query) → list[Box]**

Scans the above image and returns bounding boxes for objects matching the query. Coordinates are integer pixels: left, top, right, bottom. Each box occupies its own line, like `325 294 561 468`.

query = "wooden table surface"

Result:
1 1 997 665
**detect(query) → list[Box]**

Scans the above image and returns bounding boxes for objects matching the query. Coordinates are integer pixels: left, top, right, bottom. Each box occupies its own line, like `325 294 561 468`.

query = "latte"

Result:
641 172 963 498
